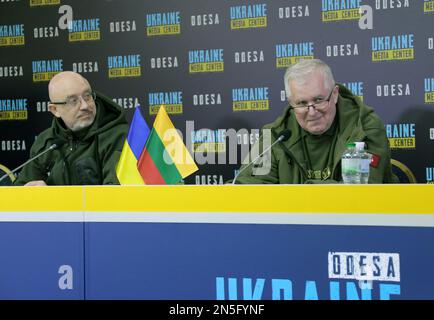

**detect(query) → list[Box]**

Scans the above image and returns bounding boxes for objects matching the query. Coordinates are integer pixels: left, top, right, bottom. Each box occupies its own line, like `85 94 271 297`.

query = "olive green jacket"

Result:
233 84 399 184
14 92 128 185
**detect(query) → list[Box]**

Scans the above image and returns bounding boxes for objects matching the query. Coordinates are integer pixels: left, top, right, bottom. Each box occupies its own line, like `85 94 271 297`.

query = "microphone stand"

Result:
0 143 62 183
232 134 287 185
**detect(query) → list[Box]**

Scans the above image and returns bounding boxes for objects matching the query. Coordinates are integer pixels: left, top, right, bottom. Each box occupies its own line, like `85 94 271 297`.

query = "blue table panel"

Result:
0 222 84 300
84 222 434 300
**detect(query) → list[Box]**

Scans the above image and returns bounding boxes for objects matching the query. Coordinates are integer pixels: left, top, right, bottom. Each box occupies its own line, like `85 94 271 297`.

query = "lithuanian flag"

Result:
137 105 198 184
116 107 150 185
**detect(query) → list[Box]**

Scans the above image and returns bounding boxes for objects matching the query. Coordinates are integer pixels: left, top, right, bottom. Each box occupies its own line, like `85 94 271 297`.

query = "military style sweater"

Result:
14 92 128 185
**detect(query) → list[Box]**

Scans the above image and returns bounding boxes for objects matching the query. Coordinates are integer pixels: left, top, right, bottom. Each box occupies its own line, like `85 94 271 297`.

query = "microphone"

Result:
0 138 66 183
232 129 291 184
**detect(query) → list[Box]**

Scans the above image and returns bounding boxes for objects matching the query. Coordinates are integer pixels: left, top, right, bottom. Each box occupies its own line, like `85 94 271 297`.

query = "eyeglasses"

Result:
290 86 336 113
50 91 96 108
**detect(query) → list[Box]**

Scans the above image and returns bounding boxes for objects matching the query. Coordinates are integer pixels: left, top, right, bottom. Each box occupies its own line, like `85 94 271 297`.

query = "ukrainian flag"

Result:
116 107 150 185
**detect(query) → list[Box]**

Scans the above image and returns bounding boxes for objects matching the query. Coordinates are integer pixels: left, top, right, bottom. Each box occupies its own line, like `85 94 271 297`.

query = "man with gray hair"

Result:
233 59 398 184
14 71 128 185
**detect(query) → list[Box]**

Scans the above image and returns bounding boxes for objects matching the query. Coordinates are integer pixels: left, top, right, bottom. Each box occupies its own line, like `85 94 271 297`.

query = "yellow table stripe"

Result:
1 185 433 214
0 186 83 211
85 185 434 214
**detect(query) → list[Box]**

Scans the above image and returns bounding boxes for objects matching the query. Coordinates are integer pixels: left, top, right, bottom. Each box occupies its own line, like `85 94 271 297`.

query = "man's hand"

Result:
24 180 47 186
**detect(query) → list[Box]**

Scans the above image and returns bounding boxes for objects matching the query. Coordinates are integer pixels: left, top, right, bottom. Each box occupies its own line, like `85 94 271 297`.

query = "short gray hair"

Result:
284 59 335 100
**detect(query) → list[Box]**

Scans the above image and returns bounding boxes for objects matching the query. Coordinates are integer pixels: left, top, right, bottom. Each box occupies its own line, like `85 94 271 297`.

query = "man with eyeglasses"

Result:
14 71 128 186
233 59 398 184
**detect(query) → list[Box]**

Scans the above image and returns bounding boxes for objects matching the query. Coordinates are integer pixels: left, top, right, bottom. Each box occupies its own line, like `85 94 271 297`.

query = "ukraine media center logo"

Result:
188 49 224 73
424 0 434 13
371 34 415 62
68 18 101 42
230 4 267 30
107 54 141 78
424 78 434 104
0 24 25 47
386 123 416 149
32 59 63 82
30 0 60 7
191 129 226 153
232 87 269 112
321 0 361 22
0 98 28 121
148 91 183 115
146 11 181 36
276 42 314 68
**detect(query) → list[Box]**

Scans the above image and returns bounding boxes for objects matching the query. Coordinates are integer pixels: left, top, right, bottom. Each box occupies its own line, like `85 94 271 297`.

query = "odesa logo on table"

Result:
215 251 401 300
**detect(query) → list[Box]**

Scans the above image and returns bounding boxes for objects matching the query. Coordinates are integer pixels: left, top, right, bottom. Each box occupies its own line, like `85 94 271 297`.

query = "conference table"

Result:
0 185 433 300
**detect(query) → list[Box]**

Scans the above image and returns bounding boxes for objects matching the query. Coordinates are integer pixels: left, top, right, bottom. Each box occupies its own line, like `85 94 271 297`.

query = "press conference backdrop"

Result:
1 0 433 184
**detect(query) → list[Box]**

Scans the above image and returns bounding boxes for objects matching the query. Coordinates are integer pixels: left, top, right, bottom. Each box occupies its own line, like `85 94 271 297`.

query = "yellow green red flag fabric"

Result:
137 105 198 184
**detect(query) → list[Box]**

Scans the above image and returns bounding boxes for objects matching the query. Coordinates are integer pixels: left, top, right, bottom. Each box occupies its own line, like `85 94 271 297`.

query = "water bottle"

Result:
341 142 361 184
355 142 372 184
